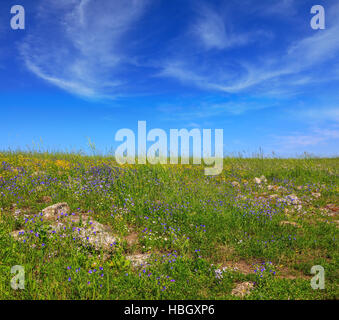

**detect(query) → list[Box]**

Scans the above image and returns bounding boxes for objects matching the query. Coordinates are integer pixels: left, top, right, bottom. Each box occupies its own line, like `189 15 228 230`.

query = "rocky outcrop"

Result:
42 203 70 219
231 281 254 297
12 203 119 252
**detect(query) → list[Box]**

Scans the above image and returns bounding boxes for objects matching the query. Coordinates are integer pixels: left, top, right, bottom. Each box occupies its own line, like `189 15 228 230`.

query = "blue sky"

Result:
0 0 338 156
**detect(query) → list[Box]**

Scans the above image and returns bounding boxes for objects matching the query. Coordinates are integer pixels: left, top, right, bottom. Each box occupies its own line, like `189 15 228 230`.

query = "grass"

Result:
0 151 338 300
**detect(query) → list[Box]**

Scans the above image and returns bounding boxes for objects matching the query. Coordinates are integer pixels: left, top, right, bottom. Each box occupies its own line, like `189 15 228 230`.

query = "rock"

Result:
32 171 46 176
42 203 70 220
11 229 25 240
12 208 30 220
311 192 321 198
280 221 301 228
254 176 267 185
10 209 119 252
296 205 302 211
42 196 52 203
259 175 267 183
79 227 118 251
279 194 301 206
126 253 151 268
50 214 119 251
231 281 254 297
254 177 261 184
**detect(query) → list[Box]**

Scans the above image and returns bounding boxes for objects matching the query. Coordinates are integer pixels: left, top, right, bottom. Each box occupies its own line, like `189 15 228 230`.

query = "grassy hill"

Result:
0 152 338 299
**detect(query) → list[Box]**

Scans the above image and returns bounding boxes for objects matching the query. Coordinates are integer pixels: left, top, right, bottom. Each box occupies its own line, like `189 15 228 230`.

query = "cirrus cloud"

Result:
20 0 149 99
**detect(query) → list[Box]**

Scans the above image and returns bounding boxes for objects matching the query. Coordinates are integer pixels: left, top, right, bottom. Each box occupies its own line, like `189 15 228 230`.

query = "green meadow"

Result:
0 152 338 300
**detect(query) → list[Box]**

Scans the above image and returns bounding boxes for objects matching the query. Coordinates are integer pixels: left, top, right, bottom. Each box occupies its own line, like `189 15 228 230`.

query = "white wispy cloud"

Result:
271 127 339 151
193 5 228 50
294 107 339 124
158 99 277 120
192 4 255 50
17 0 339 104
20 0 149 99
159 2 339 96
260 0 296 16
